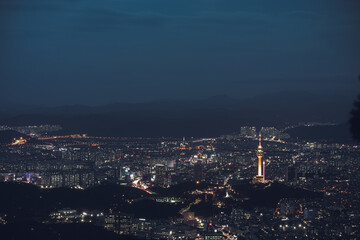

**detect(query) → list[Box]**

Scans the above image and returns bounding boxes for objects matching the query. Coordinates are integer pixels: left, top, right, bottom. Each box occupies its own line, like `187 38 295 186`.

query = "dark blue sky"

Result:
1 0 359 106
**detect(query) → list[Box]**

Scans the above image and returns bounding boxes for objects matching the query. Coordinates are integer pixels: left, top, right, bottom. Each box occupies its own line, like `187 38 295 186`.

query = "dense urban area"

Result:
0 124 359 239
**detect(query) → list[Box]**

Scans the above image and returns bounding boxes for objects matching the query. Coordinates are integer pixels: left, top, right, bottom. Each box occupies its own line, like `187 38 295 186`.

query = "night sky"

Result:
1 0 359 106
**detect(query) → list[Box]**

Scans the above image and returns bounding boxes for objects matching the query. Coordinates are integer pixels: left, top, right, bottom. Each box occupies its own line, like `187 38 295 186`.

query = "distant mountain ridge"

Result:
285 123 353 142
0 91 354 137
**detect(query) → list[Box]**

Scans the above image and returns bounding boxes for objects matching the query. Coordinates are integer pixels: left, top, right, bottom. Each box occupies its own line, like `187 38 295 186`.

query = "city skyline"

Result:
1 123 359 239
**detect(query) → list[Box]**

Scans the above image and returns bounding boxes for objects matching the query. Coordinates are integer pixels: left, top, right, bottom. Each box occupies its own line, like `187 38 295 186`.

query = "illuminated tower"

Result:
256 132 264 178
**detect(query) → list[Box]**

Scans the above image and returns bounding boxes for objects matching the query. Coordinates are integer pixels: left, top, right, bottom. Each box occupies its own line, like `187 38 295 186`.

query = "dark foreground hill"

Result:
0 222 138 240
233 182 323 209
0 182 186 220
0 183 147 218
0 181 322 220
0 181 323 238
188 182 323 217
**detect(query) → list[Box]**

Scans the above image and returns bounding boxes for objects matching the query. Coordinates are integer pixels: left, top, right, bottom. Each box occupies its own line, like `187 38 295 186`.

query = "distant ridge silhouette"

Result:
0 91 353 137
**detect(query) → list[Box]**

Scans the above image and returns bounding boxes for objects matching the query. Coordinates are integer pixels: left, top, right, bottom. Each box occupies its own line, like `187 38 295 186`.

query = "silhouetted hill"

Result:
0 92 353 137
184 182 323 217
286 123 353 141
0 183 148 219
0 109 272 137
187 182 322 217
233 182 323 209
0 181 322 224
0 222 139 240
0 182 185 220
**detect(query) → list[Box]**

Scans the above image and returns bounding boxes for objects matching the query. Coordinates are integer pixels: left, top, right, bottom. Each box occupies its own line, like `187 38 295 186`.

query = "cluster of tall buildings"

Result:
239 126 290 140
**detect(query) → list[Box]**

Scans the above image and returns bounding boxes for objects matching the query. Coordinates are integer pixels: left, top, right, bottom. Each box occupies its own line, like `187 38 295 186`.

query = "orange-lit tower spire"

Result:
256 132 264 177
